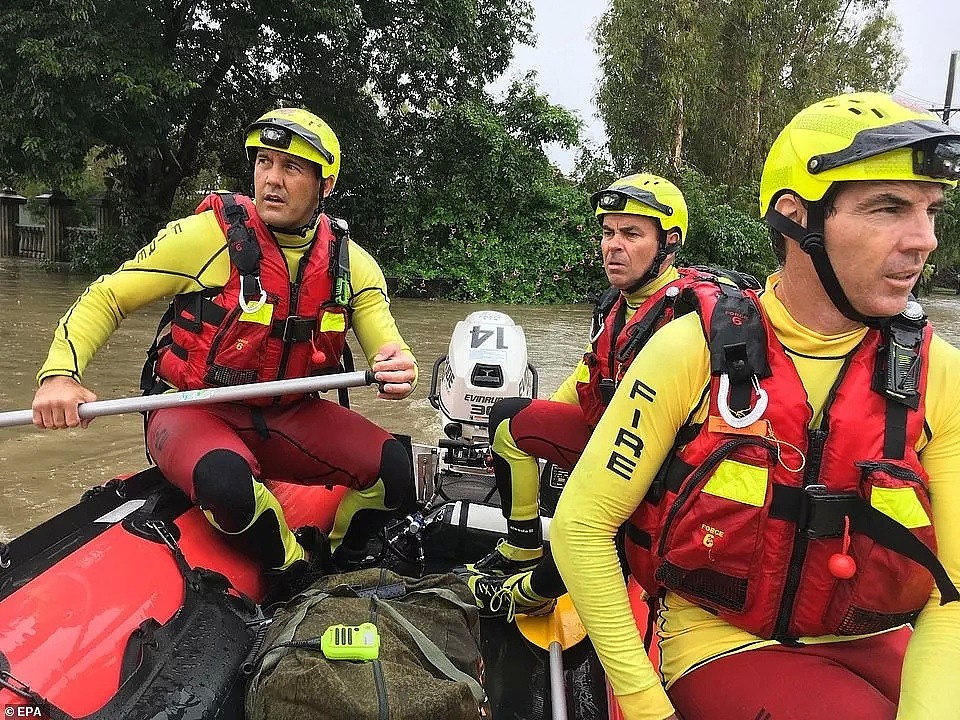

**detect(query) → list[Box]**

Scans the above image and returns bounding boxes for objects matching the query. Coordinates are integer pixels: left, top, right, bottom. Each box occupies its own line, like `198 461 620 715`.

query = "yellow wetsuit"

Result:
551 273 960 720
37 206 417 570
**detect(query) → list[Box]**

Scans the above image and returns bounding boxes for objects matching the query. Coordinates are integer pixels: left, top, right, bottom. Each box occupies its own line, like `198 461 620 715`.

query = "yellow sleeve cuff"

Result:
612 685 676 720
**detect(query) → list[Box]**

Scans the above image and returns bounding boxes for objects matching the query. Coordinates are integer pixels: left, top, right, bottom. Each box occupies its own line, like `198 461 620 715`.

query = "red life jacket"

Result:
576 267 756 427
149 193 350 406
623 285 958 641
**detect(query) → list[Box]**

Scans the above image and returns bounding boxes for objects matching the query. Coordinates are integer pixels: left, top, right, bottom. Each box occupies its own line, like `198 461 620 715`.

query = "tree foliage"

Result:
379 78 605 302
595 0 905 186
0 0 534 243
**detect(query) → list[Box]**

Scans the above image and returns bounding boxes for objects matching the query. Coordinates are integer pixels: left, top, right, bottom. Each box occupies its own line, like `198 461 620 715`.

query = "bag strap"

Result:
250 590 331 684
373 597 486 703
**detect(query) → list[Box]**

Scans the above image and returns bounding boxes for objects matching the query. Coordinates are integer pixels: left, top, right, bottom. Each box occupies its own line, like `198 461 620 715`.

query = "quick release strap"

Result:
769 485 958 604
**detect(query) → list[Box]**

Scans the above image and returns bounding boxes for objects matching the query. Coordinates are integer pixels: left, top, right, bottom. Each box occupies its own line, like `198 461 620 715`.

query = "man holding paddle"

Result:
32 107 417 595
552 92 960 719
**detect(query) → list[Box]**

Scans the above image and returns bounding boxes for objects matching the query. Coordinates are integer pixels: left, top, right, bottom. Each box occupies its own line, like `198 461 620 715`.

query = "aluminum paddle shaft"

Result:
0 371 376 429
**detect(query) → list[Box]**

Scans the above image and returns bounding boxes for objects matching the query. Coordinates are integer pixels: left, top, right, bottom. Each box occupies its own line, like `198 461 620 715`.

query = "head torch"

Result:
914 139 960 180
807 119 960 181
259 125 292 150
590 186 674 216
248 117 335 164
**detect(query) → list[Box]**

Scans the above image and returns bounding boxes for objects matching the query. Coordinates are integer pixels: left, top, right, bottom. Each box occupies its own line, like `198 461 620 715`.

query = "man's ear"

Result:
665 229 681 248
321 175 335 199
773 192 807 230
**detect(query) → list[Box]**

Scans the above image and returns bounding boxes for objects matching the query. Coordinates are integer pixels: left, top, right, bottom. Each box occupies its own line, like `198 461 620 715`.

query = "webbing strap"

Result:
373 597 486 703
769 485 959 604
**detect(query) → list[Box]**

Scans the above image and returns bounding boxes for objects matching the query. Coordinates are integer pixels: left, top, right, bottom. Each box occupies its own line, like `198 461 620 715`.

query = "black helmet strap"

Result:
765 200 887 328
623 229 679 295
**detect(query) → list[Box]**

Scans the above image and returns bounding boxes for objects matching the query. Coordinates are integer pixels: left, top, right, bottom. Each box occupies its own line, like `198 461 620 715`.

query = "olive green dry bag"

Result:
245 567 487 720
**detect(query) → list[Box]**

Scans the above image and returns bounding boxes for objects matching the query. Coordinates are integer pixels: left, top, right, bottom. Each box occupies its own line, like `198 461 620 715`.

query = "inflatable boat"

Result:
0 311 648 719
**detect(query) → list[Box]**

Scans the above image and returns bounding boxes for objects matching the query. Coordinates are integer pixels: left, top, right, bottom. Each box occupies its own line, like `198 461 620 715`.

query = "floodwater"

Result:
0 259 589 540
2 258 960 541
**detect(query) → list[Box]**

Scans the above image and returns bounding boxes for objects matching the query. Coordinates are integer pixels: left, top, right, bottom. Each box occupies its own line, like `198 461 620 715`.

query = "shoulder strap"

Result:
590 286 621 343
685 283 770 420
200 192 265 310
872 300 928 458
329 216 351 306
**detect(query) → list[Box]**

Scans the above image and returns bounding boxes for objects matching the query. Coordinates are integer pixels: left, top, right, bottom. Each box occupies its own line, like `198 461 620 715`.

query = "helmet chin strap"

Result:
622 230 679 295
265 205 321 238
765 203 890 328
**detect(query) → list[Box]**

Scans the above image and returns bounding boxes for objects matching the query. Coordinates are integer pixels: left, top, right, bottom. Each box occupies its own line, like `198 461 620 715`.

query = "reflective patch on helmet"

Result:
320 312 347 333
702 459 767 507
871 486 931 529
239 302 274 325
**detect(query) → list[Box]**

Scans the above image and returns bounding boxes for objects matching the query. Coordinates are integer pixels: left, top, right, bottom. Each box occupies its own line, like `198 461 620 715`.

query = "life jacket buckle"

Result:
277 316 317 343
799 485 858 540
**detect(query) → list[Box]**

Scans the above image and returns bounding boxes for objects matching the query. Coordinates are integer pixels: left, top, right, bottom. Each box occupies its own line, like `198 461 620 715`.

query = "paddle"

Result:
0 370 377 429
514 594 587 720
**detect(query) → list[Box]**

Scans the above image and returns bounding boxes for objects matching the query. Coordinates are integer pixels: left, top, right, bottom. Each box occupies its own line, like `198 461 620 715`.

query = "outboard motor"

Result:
427 311 537 480
430 310 537 438
385 311 538 574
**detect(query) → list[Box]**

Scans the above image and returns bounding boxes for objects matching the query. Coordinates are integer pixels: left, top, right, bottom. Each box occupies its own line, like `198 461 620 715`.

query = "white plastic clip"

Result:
717 373 768 428
238 282 267 314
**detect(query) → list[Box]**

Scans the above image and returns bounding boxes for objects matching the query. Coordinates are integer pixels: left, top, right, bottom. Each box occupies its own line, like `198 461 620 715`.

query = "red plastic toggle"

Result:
828 515 857 579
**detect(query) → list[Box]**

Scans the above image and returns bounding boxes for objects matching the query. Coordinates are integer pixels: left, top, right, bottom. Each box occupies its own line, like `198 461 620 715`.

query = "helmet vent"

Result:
848 107 863 115
872 108 885 119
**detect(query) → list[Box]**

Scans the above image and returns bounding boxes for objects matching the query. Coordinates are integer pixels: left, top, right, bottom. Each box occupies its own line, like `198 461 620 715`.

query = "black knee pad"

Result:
378 437 415 512
488 397 532 444
192 449 256 532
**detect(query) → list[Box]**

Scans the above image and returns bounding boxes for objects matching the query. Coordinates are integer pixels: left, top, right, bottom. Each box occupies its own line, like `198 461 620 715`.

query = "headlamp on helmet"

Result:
916 139 960 180
591 186 674 216
805 119 960 182
258 125 292 151
244 107 340 186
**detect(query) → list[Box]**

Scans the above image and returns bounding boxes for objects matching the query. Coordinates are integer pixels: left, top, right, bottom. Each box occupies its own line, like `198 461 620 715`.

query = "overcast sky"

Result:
494 0 960 172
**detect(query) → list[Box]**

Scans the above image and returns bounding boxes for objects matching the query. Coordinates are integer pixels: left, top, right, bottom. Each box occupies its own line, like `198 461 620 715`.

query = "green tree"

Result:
379 78 605 302
595 0 905 186
677 168 776 282
0 0 533 243
929 189 960 290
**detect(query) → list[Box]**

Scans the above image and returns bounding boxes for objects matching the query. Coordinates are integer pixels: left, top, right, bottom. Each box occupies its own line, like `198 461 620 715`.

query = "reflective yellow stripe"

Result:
239 302 274 325
202 477 303 569
702 459 767 507
871 486 931 529
320 312 346 333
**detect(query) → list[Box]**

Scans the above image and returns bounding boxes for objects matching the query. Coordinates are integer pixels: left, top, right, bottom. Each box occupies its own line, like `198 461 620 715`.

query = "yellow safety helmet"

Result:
761 92 960 326
591 173 688 245
244 107 342 188
760 91 960 217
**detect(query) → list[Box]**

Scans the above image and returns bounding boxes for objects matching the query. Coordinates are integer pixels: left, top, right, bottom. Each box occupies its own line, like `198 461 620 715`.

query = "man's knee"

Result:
488 397 532 445
192 449 256 532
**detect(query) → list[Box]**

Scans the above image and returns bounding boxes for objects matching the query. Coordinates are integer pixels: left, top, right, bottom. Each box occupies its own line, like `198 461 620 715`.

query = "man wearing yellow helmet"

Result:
458 174 757 618
32 107 418 598
551 92 960 720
